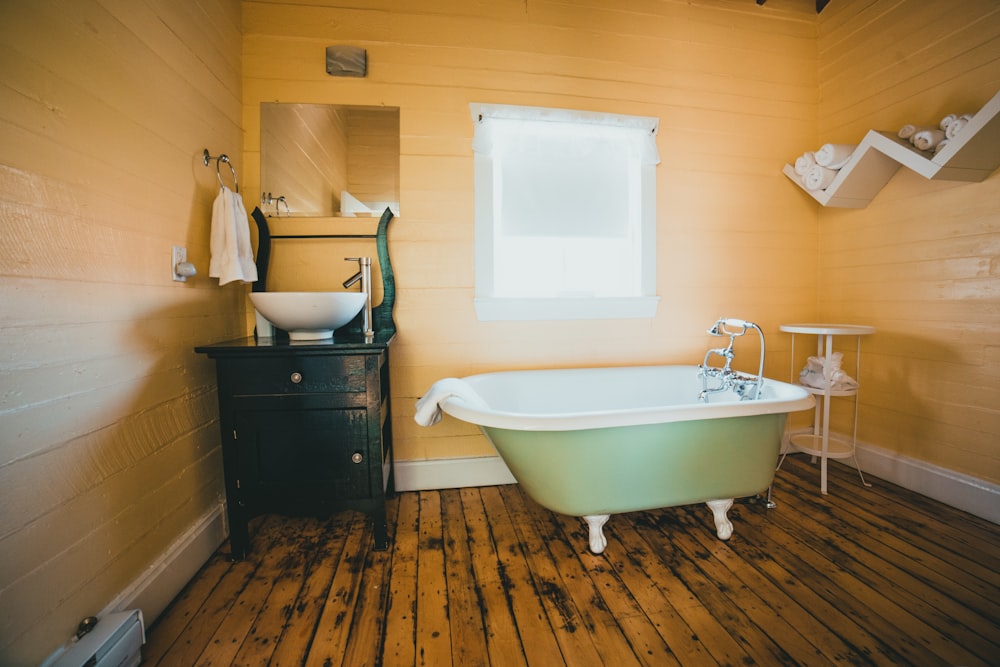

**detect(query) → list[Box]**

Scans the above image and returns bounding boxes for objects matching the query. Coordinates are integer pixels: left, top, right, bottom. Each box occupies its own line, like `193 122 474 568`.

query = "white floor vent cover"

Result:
44 610 144 667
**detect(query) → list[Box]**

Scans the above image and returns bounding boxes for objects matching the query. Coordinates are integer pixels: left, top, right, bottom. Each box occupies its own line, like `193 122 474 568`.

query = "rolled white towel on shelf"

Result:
794 151 817 176
912 128 946 151
804 164 838 191
814 143 857 169
945 118 966 139
898 124 926 141
934 138 950 154
945 114 973 140
939 113 963 131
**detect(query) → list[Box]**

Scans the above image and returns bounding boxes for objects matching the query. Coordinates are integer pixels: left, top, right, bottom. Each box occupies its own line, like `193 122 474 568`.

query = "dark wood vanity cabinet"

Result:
195 334 394 559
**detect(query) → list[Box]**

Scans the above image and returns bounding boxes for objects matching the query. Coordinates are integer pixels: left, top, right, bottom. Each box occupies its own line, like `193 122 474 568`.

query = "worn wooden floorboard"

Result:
143 456 1000 666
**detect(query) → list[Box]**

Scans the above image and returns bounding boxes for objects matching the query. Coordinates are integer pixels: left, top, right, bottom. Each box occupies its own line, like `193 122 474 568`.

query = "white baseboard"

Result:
101 502 228 625
394 446 999 526
853 440 999 524
394 456 515 492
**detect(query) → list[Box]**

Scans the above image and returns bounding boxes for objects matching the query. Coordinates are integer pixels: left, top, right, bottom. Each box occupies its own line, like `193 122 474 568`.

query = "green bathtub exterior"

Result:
480 412 786 517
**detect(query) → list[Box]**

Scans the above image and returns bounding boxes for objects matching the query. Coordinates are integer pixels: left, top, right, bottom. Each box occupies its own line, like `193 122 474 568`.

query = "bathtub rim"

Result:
439 364 815 432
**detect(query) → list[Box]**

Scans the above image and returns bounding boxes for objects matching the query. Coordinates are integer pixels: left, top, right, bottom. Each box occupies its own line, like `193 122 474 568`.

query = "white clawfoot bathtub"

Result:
416 364 814 553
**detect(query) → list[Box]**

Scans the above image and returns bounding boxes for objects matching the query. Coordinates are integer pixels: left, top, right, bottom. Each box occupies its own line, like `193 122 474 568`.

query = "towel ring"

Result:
202 149 239 192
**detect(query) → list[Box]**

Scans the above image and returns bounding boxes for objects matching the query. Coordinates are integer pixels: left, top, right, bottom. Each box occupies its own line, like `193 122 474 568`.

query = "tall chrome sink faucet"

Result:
343 256 374 339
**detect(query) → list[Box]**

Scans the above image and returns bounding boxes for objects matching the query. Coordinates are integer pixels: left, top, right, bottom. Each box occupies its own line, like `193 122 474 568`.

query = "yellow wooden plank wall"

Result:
814 0 1000 482
242 0 822 463
0 0 243 663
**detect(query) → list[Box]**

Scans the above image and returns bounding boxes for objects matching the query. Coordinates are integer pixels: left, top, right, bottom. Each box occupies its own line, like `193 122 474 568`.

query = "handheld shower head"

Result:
708 317 757 337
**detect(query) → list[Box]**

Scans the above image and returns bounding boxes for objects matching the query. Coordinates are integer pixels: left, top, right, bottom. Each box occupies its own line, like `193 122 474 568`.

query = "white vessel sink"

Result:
250 291 366 340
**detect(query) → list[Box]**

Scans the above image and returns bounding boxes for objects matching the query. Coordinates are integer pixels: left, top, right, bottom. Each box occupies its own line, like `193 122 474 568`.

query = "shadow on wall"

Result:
829 329 959 456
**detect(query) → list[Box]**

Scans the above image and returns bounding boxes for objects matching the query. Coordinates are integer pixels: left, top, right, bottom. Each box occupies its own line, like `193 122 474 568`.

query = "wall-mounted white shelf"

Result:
784 89 1000 208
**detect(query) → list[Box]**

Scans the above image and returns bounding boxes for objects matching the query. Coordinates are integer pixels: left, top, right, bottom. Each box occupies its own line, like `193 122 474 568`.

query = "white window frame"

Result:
470 103 660 321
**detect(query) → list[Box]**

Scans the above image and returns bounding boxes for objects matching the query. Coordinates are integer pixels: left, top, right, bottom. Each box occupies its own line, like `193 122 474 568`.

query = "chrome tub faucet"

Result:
698 317 766 402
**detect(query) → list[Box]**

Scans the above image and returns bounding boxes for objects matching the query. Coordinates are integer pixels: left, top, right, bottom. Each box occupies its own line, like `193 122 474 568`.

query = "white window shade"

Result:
471 104 660 320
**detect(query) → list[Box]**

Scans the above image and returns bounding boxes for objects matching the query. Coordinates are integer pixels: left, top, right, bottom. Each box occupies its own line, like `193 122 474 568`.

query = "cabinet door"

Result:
234 396 371 511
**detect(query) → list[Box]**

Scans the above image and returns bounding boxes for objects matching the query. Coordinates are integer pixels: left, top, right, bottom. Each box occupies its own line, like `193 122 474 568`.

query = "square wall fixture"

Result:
326 46 367 77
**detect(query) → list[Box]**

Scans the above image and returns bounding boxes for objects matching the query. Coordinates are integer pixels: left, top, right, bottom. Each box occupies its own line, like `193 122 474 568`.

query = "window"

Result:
471 103 660 321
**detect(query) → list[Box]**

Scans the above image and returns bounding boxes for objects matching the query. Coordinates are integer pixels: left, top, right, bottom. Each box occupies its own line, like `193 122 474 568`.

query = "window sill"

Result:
474 296 659 321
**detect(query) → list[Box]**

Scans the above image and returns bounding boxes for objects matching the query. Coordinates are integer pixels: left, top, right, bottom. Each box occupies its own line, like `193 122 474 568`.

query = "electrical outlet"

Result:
172 245 189 282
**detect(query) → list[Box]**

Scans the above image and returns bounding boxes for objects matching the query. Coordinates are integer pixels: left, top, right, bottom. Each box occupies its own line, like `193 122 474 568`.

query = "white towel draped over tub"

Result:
209 185 258 286
415 378 488 426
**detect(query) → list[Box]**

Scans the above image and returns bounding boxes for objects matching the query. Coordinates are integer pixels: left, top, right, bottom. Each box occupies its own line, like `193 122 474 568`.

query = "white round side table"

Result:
779 323 875 495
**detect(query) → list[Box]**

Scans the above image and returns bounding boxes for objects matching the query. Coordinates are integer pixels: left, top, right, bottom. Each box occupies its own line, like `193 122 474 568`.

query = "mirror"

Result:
260 103 400 217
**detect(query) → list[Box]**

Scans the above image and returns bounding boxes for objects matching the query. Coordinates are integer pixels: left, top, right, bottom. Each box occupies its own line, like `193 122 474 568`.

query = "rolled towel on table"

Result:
794 151 817 176
814 143 857 169
799 353 858 391
913 128 946 151
414 378 488 426
804 164 838 191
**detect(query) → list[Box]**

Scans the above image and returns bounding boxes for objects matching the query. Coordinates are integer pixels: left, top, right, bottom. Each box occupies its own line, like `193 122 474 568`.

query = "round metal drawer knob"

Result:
351 452 364 464
290 372 302 384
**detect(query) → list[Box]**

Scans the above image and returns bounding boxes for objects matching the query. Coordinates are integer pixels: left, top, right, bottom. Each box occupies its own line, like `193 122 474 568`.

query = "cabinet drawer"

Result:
221 355 367 395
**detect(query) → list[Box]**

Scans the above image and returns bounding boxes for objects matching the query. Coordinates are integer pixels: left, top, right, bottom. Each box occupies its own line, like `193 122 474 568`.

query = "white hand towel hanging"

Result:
209 186 258 285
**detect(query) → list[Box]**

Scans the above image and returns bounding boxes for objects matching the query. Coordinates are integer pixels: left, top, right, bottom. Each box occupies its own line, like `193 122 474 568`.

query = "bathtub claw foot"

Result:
706 499 734 540
583 514 610 554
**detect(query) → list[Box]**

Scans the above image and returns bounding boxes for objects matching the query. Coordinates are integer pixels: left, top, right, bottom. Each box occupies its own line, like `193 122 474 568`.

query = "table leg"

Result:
820 333 834 495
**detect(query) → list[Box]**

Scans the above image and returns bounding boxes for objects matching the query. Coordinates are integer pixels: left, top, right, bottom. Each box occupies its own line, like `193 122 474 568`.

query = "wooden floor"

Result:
142 455 1000 666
